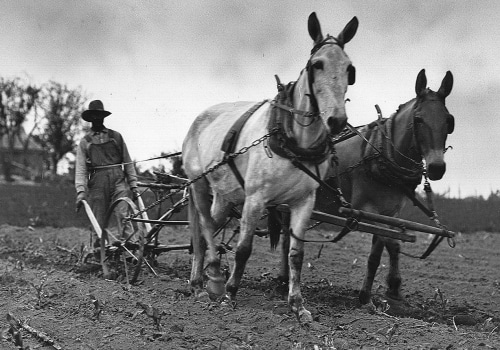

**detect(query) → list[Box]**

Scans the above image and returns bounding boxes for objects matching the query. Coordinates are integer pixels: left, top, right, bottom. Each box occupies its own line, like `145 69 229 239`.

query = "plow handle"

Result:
82 200 102 239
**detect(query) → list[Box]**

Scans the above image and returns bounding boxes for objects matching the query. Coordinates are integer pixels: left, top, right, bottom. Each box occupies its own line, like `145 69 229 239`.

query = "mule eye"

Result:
414 116 423 125
312 61 323 70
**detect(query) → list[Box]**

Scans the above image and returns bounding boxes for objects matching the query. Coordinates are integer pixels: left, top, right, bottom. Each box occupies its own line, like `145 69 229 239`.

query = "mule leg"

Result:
278 211 291 283
359 235 384 304
188 198 207 300
288 194 315 324
189 185 225 300
384 238 402 300
225 197 265 300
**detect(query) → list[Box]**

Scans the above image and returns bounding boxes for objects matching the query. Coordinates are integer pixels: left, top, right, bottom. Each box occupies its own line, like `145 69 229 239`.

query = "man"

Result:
75 100 139 251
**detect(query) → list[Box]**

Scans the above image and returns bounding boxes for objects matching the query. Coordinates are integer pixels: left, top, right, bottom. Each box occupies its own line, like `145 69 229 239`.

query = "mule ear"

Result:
415 69 427 96
308 12 324 44
337 16 359 47
438 71 453 98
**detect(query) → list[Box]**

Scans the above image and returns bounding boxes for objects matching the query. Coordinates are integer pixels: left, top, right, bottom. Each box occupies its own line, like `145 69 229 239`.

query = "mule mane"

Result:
392 100 415 118
392 88 444 120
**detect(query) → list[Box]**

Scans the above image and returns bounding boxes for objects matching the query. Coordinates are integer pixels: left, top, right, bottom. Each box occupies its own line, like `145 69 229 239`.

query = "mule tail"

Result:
267 206 283 250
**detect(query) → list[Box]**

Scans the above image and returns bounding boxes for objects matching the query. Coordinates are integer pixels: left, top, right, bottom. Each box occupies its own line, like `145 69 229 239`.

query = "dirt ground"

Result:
0 223 498 350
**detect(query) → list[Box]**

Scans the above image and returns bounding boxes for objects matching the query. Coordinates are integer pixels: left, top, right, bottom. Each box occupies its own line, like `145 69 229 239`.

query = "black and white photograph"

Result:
0 1 499 349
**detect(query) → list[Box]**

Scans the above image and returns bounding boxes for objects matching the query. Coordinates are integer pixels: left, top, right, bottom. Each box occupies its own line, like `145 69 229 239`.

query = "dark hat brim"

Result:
82 110 112 122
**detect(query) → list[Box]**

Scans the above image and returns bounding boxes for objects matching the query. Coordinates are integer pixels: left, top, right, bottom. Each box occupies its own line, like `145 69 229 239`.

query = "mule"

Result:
314 69 455 304
182 12 358 323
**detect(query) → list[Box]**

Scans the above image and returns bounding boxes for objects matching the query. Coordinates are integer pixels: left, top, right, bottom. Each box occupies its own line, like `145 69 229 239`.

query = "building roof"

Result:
0 127 44 152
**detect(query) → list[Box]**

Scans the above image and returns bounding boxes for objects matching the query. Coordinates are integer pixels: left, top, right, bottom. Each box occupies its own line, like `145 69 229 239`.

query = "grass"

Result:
0 183 88 227
0 182 186 228
1 182 500 233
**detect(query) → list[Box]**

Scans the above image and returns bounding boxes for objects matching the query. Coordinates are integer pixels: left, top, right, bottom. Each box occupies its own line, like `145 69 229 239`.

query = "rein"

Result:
88 151 182 171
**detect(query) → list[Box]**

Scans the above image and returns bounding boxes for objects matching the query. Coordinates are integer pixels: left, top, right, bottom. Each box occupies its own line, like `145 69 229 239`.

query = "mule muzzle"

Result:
427 162 446 181
327 115 347 135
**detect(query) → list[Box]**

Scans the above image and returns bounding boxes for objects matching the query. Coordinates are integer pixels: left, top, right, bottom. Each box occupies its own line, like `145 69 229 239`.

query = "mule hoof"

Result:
385 290 403 301
207 278 226 300
220 294 236 309
195 291 211 303
103 269 118 280
358 290 371 305
361 301 377 315
298 309 313 325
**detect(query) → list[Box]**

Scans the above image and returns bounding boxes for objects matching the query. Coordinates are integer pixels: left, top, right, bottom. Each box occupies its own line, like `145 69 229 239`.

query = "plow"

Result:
81 161 456 285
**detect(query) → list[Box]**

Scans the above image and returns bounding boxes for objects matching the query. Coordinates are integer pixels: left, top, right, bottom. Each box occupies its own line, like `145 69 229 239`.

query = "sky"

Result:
1 0 499 198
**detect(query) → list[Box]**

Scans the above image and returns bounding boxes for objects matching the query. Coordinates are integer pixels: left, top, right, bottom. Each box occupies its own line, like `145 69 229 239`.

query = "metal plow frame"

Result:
276 204 454 243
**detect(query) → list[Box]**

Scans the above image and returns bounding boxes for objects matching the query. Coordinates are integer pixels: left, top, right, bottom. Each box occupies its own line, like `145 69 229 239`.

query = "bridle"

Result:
305 35 356 117
410 93 455 162
340 92 454 186
271 35 355 123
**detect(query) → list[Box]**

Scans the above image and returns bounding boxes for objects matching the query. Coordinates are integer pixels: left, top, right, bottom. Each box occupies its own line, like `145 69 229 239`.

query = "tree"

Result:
169 153 186 178
35 81 87 176
0 77 39 181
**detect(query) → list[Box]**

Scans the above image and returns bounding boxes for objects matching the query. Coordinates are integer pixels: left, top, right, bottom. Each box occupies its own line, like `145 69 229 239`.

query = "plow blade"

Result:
309 209 416 243
339 207 455 238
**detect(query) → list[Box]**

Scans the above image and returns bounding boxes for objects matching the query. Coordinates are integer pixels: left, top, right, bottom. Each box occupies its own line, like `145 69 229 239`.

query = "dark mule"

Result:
182 12 358 323
315 69 455 304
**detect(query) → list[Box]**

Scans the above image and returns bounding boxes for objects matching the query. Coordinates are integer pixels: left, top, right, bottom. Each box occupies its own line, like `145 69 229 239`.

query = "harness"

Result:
337 102 455 258
267 80 332 164
219 85 333 189
360 113 424 190
220 100 268 188
219 34 353 189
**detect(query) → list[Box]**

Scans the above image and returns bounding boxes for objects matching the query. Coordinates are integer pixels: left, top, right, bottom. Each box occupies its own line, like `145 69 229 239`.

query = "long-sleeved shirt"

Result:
75 127 138 194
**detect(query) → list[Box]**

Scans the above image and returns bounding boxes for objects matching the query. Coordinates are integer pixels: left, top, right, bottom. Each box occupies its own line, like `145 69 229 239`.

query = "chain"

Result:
128 128 280 220
306 221 322 231
337 153 379 177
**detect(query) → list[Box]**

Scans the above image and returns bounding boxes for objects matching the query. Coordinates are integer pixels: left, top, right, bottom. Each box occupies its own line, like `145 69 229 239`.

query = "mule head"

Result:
414 69 454 180
305 12 358 135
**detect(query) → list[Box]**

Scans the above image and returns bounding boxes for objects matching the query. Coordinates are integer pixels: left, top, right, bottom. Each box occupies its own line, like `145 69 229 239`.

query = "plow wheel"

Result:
102 197 146 284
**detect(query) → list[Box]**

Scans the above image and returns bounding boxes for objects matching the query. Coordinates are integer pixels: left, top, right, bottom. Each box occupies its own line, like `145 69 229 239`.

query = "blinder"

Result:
347 64 356 85
414 113 454 134
447 114 455 134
